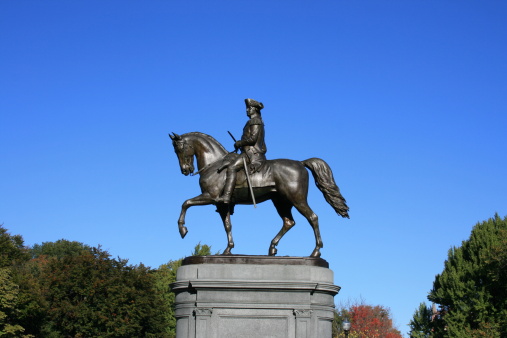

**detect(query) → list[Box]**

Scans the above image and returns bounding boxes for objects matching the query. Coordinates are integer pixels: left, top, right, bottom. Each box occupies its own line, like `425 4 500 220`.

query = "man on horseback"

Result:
217 98 267 204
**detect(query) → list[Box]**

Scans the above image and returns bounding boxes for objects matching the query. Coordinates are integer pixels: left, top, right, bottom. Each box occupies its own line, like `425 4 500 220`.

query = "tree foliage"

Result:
13 256 49 336
0 224 176 337
30 239 92 259
408 303 434 338
0 224 31 337
333 299 402 338
0 224 228 337
32 248 169 337
0 224 29 268
410 214 507 337
0 267 27 337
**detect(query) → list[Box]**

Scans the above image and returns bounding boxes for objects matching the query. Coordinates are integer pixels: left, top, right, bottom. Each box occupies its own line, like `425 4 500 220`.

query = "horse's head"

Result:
169 133 195 176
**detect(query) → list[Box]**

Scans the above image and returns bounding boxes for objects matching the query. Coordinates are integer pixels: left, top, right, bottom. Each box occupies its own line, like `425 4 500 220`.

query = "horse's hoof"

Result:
310 249 321 258
222 250 232 255
268 247 277 256
179 226 188 239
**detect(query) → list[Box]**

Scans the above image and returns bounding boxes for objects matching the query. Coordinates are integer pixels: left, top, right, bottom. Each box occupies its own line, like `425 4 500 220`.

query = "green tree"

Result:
424 214 507 337
9 238 170 337
16 239 95 335
191 242 213 256
0 224 29 268
0 268 27 337
35 247 168 337
408 303 434 338
13 256 49 337
1 224 215 337
487 225 507 323
0 224 31 337
30 239 92 259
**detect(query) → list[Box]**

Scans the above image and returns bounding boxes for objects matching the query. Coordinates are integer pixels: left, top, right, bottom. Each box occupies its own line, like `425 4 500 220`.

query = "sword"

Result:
227 131 257 208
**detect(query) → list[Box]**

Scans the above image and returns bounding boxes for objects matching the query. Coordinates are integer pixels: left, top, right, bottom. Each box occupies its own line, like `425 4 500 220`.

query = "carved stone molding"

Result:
194 308 213 317
293 309 313 318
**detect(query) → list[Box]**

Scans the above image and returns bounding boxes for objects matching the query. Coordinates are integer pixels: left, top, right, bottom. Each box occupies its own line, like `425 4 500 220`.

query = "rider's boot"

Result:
218 169 237 204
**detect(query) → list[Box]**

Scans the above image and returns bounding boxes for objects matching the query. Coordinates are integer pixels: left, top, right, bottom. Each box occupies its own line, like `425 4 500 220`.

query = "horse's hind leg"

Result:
293 201 323 258
268 198 296 256
217 204 234 255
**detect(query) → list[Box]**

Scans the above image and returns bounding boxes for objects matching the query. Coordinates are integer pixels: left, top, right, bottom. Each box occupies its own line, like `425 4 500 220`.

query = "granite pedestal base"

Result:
171 256 340 338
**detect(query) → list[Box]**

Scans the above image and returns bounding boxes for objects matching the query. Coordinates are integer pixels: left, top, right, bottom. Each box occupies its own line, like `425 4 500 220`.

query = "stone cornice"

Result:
171 279 340 295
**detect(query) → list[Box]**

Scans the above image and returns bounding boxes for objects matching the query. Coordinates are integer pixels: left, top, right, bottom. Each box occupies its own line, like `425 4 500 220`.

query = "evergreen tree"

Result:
408 303 433 338
424 214 507 337
191 242 213 256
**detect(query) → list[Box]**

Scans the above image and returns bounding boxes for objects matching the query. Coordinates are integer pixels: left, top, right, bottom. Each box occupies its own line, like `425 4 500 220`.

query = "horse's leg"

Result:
268 198 296 256
217 204 234 255
178 194 214 238
293 201 323 258
277 163 323 257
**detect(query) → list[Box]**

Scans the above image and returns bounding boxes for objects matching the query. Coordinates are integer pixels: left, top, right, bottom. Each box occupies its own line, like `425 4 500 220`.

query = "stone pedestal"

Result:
171 255 340 338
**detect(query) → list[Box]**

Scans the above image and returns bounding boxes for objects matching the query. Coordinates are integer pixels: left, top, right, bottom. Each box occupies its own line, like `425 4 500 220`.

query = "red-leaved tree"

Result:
334 299 402 338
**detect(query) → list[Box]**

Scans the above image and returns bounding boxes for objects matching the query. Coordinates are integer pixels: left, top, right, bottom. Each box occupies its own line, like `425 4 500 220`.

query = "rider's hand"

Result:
234 141 243 150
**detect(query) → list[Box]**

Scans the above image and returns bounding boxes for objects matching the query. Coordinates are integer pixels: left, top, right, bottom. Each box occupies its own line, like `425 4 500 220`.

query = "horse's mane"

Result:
185 132 227 153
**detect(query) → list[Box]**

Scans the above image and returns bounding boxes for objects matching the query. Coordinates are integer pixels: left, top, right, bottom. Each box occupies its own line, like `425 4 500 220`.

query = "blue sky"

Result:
1 1 506 335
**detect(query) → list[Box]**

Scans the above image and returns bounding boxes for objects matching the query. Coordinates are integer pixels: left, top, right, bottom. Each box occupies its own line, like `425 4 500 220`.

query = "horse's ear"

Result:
169 132 182 141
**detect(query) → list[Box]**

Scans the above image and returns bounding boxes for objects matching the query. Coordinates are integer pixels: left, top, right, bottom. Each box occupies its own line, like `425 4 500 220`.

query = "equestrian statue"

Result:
169 98 349 258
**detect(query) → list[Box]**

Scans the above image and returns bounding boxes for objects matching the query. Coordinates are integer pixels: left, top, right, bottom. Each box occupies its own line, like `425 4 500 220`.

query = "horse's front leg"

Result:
178 194 214 238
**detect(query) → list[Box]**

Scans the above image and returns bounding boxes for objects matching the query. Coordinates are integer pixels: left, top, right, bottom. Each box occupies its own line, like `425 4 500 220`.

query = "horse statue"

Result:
169 132 349 257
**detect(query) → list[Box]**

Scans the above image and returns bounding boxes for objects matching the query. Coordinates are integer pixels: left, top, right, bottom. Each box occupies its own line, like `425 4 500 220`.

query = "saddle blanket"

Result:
235 161 275 189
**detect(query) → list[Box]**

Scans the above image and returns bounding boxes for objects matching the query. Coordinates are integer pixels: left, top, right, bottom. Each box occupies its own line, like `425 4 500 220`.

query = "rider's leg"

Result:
221 167 238 204
219 156 243 204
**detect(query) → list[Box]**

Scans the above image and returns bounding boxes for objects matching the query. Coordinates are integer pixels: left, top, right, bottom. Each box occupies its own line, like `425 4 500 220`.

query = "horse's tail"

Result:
302 158 349 218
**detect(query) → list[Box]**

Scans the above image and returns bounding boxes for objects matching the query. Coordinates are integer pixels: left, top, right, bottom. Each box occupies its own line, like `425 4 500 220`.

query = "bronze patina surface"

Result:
169 99 349 258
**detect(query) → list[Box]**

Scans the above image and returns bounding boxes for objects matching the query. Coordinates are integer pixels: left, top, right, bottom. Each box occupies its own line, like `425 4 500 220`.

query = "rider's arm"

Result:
236 124 261 148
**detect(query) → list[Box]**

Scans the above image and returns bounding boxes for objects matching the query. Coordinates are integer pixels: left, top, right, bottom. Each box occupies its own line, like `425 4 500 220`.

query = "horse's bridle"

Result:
174 139 195 174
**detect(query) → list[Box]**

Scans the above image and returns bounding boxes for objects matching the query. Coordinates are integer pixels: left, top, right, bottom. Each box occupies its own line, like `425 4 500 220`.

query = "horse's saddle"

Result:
235 161 275 189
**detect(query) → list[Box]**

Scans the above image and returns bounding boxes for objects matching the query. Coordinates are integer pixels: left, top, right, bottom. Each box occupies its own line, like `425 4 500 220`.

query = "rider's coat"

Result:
239 116 266 173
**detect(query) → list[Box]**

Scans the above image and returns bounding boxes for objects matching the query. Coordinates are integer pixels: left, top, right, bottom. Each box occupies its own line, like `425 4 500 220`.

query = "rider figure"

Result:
218 98 267 204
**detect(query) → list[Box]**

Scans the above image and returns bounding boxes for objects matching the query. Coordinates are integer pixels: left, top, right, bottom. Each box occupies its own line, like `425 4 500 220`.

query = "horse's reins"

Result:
190 162 215 176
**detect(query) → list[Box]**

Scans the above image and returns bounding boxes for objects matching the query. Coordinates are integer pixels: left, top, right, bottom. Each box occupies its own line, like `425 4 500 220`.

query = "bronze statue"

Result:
217 98 267 204
169 99 349 258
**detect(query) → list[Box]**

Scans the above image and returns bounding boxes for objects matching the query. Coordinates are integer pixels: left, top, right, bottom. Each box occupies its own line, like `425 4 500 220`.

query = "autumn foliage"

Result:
334 300 402 338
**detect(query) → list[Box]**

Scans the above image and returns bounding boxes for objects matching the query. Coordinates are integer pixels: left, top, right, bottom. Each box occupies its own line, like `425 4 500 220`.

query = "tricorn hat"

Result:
245 98 264 110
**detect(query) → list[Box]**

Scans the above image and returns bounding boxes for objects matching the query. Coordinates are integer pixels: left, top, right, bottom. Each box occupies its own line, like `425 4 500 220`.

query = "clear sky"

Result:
1 1 506 335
